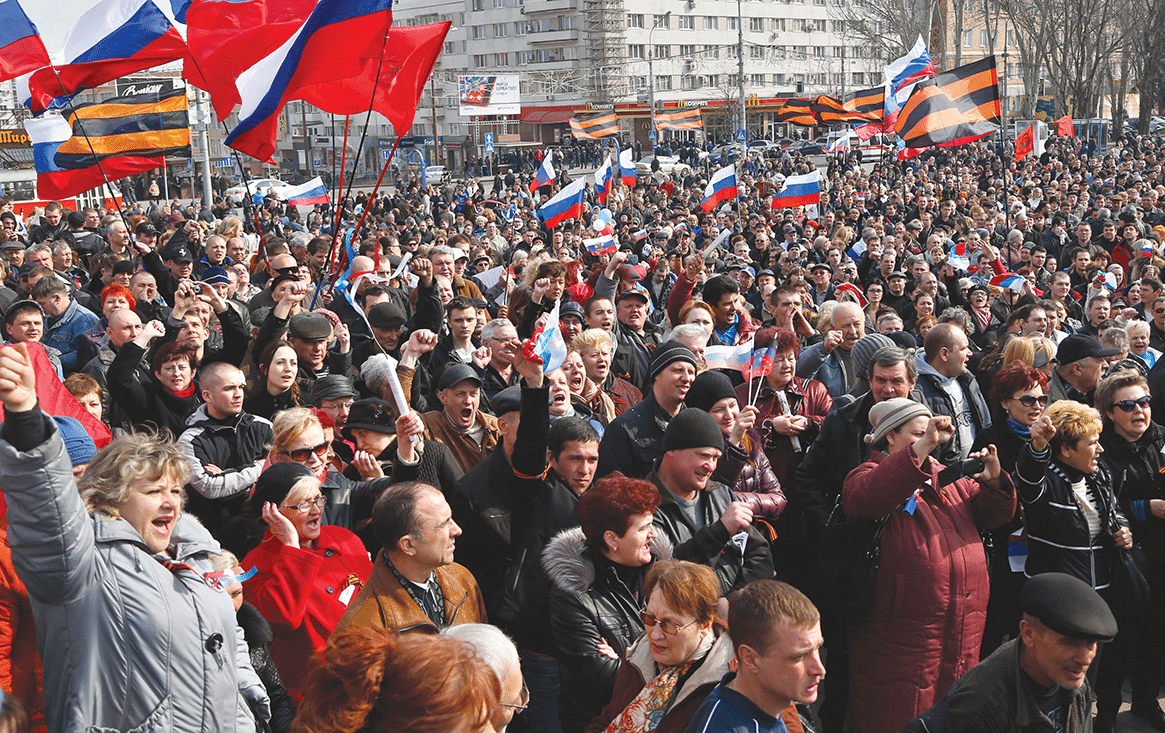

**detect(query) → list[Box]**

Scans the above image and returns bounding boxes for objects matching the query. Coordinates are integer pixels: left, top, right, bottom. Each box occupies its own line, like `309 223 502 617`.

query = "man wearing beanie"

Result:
648 408 775 594
597 340 697 479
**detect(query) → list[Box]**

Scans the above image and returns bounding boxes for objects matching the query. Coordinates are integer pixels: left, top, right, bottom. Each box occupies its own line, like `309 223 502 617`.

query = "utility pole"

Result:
303 102 313 176
840 49 846 100
736 0 745 149
430 72 441 167
198 90 212 206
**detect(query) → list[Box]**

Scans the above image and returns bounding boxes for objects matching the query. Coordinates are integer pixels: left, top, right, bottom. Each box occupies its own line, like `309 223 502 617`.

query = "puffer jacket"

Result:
176 405 274 556
0 411 257 733
713 430 786 518
1015 443 1128 589
647 472 775 595
543 528 671 733
1101 421 1165 559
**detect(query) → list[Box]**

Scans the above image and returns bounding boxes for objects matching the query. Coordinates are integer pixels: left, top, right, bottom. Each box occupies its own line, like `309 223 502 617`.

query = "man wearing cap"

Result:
597 340 697 480
809 263 836 308
906 573 1117 733
559 301 586 346
1048 335 1120 406
341 398 463 499
596 251 666 387
883 270 911 314
352 301 409 369
650 408 774 593
410 362 501 474
177 362 274 555
133 226 193 307
253 280 351 404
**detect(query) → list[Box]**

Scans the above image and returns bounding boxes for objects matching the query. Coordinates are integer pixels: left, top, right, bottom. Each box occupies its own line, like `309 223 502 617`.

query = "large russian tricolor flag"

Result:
530 151 555 194
0 1 50 80
538 178 587 228
618 148 637 187
770 170 821 209
283 176 329 206
885 36 936 95
700 164 737 213
15 0 187 113
594 155 613 205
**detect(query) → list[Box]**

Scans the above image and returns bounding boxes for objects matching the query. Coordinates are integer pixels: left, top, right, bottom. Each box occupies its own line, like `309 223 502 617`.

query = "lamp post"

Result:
736 0 745 150
648 11 671 153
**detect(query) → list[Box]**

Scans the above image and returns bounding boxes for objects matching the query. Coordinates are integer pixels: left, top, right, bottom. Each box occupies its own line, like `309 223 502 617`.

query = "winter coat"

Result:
41 298 98 373
915 359 992 463
251 311 352 407
83 343 151 433
241 526 374 699
584 631 735 733
1014 444 1127 588
597 392 675 480
176 406 274 556
647 472 775 595
106 340 201 435
795 342 852 399
544 528 670 733
713 430 785 517
241 388 299 422
842 446 1017 733
0 518 42 733
235 603 295 733
333 551 487 635
1101 421 1165 558
0 412 257 733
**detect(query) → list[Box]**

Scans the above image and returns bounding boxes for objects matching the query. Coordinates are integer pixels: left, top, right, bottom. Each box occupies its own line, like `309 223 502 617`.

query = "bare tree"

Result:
838 0 946 66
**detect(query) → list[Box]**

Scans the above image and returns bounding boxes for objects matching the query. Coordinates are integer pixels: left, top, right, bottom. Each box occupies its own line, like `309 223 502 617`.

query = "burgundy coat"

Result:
841 447 1016 733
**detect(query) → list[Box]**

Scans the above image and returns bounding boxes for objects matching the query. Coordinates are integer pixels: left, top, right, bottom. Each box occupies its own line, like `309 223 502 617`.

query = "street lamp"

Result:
648 11 671 152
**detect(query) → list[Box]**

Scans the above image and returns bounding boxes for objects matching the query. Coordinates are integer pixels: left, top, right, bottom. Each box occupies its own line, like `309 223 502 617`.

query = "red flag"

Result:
1015 125 1034 160
0 342 111 449
1056 114 1074 137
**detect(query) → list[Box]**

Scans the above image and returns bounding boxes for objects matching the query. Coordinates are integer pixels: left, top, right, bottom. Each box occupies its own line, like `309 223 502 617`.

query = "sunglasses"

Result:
1015 394 1049 408
642 611 698 636
281 441 329 462
1114 395 1152 412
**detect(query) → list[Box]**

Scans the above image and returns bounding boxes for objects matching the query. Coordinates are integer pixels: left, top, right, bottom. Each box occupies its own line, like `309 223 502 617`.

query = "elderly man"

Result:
334 481 487 633
795 301 866 398
412 363 500 474
409 244 483 307
252 280 351 404
1046 335 1119 406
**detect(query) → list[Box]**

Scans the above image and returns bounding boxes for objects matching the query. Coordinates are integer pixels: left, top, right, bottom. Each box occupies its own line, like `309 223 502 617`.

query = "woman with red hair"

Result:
74 283 137 369
543 474 665 733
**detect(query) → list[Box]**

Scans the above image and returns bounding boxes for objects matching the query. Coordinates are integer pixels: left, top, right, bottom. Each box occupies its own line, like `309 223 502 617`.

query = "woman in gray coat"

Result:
0 343 264 733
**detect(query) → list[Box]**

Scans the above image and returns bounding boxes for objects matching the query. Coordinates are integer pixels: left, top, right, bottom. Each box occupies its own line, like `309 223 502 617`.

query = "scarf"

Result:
167 381 197 399
972 305 992 333
603 632 713 733
1007 417 1031 439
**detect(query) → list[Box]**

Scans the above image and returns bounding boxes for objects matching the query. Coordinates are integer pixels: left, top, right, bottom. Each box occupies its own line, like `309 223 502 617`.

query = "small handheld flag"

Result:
771 170 821 209
584 234 616 256
990 273 1027 293
618 148 637 187
700 165 737 213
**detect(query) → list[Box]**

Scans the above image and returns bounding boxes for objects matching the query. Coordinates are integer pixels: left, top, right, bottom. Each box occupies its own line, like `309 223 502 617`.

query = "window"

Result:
852 71 864 84
963 29 972 47
655 44 670 58
515 21 528 34
443 41 455 54
627 13 644 27
654 75 672 90
832 19 845 32
832 72 844 85
680 44 697 56
704 16 719 29
772 45 786 58
461 40 467 52
812 18 826 30
474 54 488 67
789 18 804 31
681 75 700 90
980 29 989 46
518 50 533 64
560 15 576 29
630 75 648 90
494 23 507 36
810 73 826 85
750 46 765 59
471 0 484 10
496 53 509 65
678 15 694 29
493 0 505 7
833 46 844 57
653 14 670 28
773 73 785 84
473 25 486 39
749 17 764 31
706 74 719 86
1005 29 1015 46
628 44 645 58
793 45 806 58
814 46 826 57
515 0 524 7
441 13 454 21
772 18 785 31
727 45 739 59
750 73 765 86
704 44 720 58
726 16 738 30
728 73 739 86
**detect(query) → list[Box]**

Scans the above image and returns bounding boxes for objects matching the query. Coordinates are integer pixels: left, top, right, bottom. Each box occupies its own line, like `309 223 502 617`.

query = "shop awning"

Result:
521 108 574 124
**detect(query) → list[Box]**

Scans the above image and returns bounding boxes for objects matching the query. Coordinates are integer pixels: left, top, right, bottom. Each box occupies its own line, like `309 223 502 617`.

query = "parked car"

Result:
788 140 825 156
424 165 450 184
634 155 693 177
225 178 291 204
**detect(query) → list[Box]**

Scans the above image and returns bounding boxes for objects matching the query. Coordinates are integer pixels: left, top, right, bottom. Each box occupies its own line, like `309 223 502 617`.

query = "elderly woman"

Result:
585 562 733 733
544 475 665 733
573 329 642 417
843 399 1015 733
291 627 502 733
0 344 263 732
562 349 616 427
684 370 785 520
242 463 374 701
1019 399 1134 730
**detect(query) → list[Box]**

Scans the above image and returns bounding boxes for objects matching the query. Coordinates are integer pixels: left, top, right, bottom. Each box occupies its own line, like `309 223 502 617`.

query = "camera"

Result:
959 456 986 477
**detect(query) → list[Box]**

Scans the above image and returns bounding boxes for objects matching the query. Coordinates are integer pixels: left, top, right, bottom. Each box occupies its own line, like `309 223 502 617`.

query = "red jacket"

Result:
842 446 1015 733
242 526 373 699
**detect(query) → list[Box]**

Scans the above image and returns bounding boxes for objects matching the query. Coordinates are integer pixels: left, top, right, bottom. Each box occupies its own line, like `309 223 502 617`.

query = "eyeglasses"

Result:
642 611 698 636
1114 395 1152 412
281 495 327 513
281 441 329 462
500 680 530 712
1015 394 1050 408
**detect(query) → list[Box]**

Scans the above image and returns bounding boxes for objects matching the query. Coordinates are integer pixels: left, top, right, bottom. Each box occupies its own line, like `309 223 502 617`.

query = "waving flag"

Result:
991 273 1026 293
0 342 111 448
584 233 616 256
530 151 555 193
770 170 821 209
1015 125 1034 160
894 56 1001 153
1092 272 1118 291
1056 114 1074 137
747 341 777 380
774 98 816 126
835 282 868 308
947 241 971 270
824 136 850 154
283 176 329 206
705 337 756 374
226 4 450 163
569 111 618 139
15 0 188 113
655 108 703 130
885 36 936 96
537 177 587 228
633 229 648 242
618 148 637 186
594 155 613 205
844 87 885 119
26 87 190 199
812 96 879 124
700 165 737 213
0 1 50 79
524 301 569 373
847 237 866 261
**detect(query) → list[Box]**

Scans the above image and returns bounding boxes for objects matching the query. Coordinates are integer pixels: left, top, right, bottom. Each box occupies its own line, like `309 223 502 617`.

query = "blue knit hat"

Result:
52 416 96 466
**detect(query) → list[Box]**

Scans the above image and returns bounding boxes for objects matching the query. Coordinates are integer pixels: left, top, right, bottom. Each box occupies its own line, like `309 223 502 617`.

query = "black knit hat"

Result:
251 463 315 509
662 408 725 453
684 371 737 414
649 341 698 382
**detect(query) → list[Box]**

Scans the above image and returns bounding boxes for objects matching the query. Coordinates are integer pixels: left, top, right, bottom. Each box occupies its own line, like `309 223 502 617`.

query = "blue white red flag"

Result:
885 36 936 96
531 151 555 193
770 170 821 209
584 233 616 257
747 341 777 380
618 148 637 187
990 273 1026 293
537 178 587 228
834 282 868 308
594 155 613 205
528 301 569 373
947 241 970 270
282 176 329 206
705 337 755 375
0 1 50 80
824 136 850 153
633 229 648 242
847 237 866 261
700 164 737 213
12 0 187 113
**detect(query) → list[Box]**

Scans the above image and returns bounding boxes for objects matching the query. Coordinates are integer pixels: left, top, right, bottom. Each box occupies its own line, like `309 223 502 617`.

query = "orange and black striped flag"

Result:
569 111 618 139
54 87 191 170
844 87 885 118
894 56 1001 151
774 98 816 126
812 95 879 123
654 107 703 130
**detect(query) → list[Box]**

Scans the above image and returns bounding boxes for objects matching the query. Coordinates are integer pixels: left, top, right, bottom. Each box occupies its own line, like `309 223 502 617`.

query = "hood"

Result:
93 510 221 560
542 527 672 595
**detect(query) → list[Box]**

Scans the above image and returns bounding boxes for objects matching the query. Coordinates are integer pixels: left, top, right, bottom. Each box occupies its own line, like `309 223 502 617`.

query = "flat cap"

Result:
491 385 522 416
560 301 585 323
312 374 358 403
287 312 332 341
367 301 406 329
1020 573 1118 642
437 363 482 391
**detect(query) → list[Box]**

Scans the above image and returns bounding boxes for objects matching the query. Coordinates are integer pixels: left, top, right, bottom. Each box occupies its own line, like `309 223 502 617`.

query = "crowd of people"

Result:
0 127 1162 733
